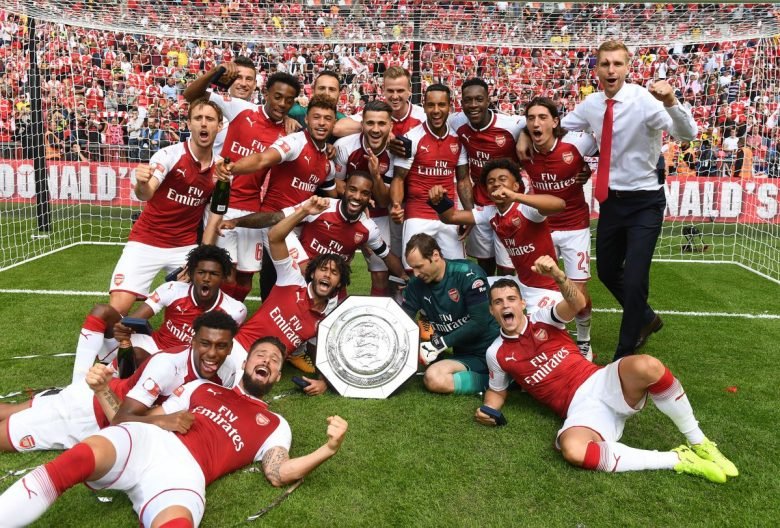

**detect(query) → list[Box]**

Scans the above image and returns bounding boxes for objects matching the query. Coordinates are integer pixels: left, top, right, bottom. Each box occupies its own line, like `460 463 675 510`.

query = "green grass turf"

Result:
0 246 778 527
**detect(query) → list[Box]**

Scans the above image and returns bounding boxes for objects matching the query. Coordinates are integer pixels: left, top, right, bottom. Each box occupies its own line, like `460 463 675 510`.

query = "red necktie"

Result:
596 98 615 203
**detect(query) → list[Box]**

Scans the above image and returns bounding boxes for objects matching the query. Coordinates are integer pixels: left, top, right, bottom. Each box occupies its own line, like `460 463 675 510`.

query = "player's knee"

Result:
89 303 121 324
634 354 665 380
422 369 450 394
559 439 587 467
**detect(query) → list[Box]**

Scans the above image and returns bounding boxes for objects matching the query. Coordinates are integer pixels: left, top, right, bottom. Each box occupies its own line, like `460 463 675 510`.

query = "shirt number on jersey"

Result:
577 251 590 272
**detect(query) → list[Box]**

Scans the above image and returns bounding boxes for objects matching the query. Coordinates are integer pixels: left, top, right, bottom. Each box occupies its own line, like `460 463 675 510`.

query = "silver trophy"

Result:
316 296 419 399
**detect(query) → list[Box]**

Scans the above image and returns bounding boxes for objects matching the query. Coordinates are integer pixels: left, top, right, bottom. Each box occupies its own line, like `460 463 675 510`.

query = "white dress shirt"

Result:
561 82 698 191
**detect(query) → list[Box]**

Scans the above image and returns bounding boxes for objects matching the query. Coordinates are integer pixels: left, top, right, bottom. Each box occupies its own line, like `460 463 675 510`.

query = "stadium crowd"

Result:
0 3 779 176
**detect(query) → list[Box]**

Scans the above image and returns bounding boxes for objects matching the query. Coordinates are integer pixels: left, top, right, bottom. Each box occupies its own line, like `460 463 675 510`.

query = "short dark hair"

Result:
193 310 238 337
249 336 286 358
188 97 223 122
305 253 352 289
480 158 521 187
424 83 451 103
489 278 522 301
233 56 257 72
346 170 375 187
315 70 341 88
186 244 233 277
525 97 564 138
362 99 393 116
404 233 441 260
266 72 301 97
307 94 338 115
461 78 489 94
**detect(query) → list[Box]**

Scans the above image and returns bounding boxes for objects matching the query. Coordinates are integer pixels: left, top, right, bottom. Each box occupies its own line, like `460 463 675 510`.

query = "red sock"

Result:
159 519 194 528
647 367 675 395
219 282 239 298
582 441 601 470
43 443 96 495
82 315 107 334
370 287 389 297
232 284 252 301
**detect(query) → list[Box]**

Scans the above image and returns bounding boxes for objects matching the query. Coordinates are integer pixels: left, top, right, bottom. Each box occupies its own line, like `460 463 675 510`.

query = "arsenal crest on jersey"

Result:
448 288 460 302
379 162 389 173
533 328 548 341
256 413 270 426
495 135 506 147
449 143 459 155
562 151 574 164
354 232 364 244
113 273 124 286
18 435 35 450
511 216 521 227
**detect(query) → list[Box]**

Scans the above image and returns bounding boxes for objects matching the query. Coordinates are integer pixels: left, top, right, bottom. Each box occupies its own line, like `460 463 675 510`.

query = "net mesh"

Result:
0 2 778 281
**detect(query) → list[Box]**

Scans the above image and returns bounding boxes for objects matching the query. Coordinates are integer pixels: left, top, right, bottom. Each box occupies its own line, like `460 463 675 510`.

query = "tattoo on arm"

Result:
456 166 474 210
236 212 283 229
556 276 579 306
100 389 122 415
262 446 290 484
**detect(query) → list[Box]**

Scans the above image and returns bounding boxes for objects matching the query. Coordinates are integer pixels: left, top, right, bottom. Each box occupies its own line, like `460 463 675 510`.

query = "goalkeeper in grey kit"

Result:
401 233 500 395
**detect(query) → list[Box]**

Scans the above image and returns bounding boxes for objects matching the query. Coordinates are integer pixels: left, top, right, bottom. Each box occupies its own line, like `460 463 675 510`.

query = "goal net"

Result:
0 2 778 282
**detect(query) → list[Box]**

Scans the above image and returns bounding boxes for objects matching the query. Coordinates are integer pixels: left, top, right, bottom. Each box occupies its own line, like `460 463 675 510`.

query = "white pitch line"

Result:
0 289 778 319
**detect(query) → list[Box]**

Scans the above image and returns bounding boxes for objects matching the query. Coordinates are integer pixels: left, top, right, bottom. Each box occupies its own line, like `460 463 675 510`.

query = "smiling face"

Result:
191 326 234 379
264 81 298 123
229 65 257 101
362 110 392 152
383 75 411 115
597 49 629 98
341 174 373 220
313 74 340 100
241 341 284 398
191 259 225 306
305 106 336 143
488 285 527 336
424 90 450 132
462 84 490 128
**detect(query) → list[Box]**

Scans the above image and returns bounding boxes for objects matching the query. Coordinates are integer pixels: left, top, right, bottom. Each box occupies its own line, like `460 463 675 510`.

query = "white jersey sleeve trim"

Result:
271 132 306 162
561 131 598 158
519 203 546 223
272 255 307 287
486 337 512 392
255 414 292 462
125 353 182 408
161 379 209 414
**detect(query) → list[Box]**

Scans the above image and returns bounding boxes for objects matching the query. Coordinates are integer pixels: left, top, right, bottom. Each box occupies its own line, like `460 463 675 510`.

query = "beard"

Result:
241 371 274 398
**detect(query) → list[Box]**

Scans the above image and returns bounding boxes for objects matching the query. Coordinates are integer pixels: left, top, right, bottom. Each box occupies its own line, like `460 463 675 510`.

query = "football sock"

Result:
232 283 252 302
370 286 389 297
453 371 488 395
648 367 706 445
73 315 108 384
575 300 592 342
219 281 239 298
45 442 96 494
159 518 194 528
582 441 678 472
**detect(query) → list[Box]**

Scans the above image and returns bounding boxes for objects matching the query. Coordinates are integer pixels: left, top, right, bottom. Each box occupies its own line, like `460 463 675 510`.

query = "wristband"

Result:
427 194 455 214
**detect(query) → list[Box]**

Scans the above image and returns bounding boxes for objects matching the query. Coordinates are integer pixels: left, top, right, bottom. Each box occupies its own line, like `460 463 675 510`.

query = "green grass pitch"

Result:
0 244 778 527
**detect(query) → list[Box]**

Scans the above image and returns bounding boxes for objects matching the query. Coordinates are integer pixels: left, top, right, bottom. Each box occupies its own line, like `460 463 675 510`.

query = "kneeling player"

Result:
476 255 738 483
0 337 349 527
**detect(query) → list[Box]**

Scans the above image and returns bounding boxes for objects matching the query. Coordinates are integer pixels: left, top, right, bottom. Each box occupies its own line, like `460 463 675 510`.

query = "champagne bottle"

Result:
210 157 231 214
117 339 136 379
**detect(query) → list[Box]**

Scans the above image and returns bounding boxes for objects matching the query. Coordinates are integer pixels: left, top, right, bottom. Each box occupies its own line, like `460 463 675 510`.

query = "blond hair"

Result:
597 40 630 61
384 66 412 86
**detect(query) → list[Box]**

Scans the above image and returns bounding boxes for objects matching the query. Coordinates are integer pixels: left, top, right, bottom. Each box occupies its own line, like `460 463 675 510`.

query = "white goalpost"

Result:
0 1 777 282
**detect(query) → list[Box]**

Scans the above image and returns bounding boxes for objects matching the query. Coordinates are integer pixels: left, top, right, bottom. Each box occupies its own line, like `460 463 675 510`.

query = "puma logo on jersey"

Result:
466 270 475 278
296 291 304 303
206 388 222 396
461 133 471 143
323 220 333 231
505 352 519 362
349 161 358 169
423 296 432 303
175 168 187 178
176 305 185 313
303 155 311 165
245 116 254 127
419 145 430 153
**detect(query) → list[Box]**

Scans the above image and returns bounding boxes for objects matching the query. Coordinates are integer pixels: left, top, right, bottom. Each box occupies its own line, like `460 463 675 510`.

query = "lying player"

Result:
0 337 349 527
476 255 738 483
0 311 237 452
72 244 246 383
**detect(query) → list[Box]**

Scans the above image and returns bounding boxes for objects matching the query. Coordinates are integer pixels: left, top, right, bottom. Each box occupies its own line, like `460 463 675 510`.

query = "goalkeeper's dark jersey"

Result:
402 259 499 357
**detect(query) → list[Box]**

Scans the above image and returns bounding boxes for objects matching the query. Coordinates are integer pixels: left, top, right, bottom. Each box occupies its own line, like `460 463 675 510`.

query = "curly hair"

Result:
305 253 351 290
186 244 233 277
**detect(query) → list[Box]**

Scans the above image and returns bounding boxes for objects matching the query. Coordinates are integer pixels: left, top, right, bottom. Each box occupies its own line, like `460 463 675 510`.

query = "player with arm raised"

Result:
108 99 223 316
216 94 339 300
186 63 301 301
475 255 737 484
72 245 246 383
522 97 599 360
401 233 498 395
450 77 526 276
390 84 471 268
332 100 399 296
227 196 350 394
0 312 237 453
0 337 348 527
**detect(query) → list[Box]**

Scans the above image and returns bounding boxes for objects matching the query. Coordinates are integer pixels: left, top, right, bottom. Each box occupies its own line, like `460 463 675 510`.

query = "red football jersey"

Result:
210 92 287 212
129 141 215 248
486 307 601 418
290 198 389 263
333 133 395 218
93 347 228 427
451 110 526 206
395 122 468 220
349 103 425 137
473 203 558 291
145 281 247 351
523 133 597 231
234 255 338 354
260 131 336 213
163 380 291 485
